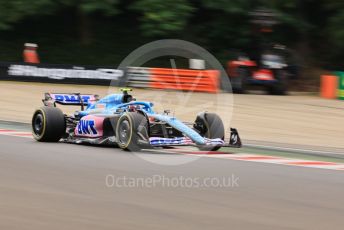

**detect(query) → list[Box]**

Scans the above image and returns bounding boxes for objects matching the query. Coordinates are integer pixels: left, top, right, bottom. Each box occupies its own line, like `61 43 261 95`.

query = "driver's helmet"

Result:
123 94 133 103
120 88 134 103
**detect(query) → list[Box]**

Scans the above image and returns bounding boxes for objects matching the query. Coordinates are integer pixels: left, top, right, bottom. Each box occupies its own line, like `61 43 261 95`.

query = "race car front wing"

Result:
149 128 242 148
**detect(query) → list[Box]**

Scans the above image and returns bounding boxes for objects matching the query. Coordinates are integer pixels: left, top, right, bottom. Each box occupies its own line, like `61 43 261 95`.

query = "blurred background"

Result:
2 0 344 91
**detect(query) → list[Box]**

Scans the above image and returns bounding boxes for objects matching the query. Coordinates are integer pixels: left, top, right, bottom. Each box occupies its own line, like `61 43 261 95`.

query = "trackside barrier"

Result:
0 62 219 92
126 67 151 88
126 67 220 93
321 72 344 100
0 61 125 86
149 68 219 93
320 75 338 99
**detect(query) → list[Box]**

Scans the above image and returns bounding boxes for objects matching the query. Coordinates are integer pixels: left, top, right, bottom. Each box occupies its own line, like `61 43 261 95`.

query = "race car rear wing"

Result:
42 93 99 110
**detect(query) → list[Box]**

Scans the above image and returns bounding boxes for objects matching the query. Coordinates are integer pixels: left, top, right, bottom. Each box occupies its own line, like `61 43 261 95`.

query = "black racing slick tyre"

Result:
194 112 225 151
116 112 149 152
32 106 66 142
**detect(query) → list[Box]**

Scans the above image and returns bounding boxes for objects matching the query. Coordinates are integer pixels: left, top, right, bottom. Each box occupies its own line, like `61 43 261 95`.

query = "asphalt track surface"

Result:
1 135 343 230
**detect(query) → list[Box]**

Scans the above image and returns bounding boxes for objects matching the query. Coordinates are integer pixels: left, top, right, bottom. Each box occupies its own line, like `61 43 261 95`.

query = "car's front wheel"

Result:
116 112 149 151
194 112 225 151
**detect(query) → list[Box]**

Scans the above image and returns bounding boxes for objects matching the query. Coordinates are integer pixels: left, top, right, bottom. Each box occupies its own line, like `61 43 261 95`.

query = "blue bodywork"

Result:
48 92 225 147
76 93 210 145
78 94 154 117
149 114 206 145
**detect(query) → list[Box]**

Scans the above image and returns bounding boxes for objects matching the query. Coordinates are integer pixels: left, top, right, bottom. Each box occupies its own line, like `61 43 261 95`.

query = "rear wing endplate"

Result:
43 93 99 110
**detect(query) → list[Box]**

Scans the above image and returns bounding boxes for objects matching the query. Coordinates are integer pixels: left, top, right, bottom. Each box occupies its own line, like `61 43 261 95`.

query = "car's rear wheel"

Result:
32 106 66 142
116 112 149 151
194 112 225 151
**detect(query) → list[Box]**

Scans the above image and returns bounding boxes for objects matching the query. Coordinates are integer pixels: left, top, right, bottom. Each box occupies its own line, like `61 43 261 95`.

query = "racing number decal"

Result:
77 120 98 135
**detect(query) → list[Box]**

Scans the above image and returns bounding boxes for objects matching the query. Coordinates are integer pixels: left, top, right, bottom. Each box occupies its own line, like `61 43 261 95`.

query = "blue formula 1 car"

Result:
32 88 241 151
